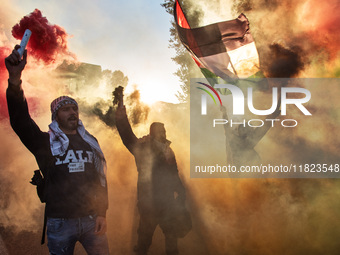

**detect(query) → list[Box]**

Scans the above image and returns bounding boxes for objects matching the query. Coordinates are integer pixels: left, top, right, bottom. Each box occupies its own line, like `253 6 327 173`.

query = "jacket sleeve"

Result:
6 80 46 155
115 106 138 154
169 148 186 201
86 135 109 217
96 179 109 217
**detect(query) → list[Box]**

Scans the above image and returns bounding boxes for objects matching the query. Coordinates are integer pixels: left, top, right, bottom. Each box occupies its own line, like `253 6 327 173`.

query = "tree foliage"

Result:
161 0 204 103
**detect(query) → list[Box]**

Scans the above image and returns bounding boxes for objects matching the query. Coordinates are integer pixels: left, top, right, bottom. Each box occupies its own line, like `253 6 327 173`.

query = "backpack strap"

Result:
40 157 55 245
41 205 47 244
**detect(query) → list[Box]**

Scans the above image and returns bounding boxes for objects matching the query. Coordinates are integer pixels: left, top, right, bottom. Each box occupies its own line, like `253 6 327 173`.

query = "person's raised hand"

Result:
5 45 27 85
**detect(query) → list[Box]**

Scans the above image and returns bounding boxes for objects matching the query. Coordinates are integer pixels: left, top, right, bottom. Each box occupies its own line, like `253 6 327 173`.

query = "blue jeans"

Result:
47 215 109 255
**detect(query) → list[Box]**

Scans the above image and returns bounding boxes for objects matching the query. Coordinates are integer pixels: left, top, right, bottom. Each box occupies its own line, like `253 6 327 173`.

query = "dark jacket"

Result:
6 81 108 218
116 108 185 215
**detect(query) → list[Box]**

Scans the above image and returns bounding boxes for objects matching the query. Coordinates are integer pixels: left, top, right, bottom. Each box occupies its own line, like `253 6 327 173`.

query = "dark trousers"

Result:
135 212 178 255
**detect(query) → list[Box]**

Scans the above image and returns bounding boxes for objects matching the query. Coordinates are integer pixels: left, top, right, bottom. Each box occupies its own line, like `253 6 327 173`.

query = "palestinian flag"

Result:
174 0 260 82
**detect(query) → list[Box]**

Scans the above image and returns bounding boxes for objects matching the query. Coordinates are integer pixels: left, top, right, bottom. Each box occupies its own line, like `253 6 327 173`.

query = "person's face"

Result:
55 104 79 134
232 124 248 139
153 126 167 143
237 125 248 138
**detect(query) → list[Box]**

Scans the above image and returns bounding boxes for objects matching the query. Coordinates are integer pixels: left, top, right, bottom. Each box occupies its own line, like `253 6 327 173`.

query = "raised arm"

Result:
5 45 27 85
115 104 138 154
5 46 46 154
220 105 232 140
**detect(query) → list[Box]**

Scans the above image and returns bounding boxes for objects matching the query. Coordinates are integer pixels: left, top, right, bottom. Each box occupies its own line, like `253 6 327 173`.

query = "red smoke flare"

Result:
0 46 40 120
11 9 71 64
0 9 72 119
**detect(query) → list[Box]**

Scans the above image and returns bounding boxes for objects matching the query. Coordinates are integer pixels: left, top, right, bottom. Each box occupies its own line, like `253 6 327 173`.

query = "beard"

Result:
57 116 79 132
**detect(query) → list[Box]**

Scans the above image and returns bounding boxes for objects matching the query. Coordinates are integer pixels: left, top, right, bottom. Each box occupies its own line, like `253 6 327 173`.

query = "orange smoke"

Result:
299 0 340 60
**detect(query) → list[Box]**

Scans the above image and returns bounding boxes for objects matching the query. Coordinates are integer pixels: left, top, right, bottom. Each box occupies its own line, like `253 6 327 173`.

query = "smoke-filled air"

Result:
1 0 340 255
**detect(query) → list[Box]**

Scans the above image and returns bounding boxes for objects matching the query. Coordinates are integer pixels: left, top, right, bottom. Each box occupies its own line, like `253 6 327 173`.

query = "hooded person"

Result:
115 101 190 255
5 46 110 255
